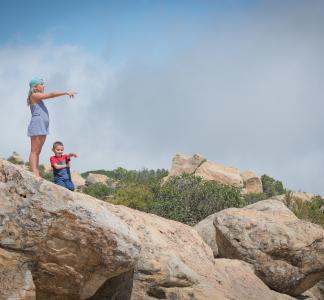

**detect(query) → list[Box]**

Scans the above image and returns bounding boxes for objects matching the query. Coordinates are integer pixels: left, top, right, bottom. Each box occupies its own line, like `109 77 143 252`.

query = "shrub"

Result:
243 192 268 205
285 192 324 227
39 165 53 182
109 184 155 212
152 174 245 226
261 174 285 197
81 167 168 185
82 183 114 200
7 156 24 165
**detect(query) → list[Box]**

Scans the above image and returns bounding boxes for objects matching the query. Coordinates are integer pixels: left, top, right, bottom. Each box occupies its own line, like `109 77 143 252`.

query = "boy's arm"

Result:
50 157 67 170
52 163 68 170
67 153 78 158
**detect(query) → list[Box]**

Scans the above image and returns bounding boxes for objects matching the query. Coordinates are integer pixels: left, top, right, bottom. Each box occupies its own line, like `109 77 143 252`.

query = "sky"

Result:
1 0 324 194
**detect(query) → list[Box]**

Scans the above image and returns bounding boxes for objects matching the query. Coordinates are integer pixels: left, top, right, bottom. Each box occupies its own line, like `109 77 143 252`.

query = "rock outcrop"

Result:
165 154 263 193
169 153 206 176
214 199 324 296
71 170 86 188
85 173 118 188
194 214 218 257
7 151 24 164
0 159 292 299
241 170 263 194
85 173 110 185
195 160 243 188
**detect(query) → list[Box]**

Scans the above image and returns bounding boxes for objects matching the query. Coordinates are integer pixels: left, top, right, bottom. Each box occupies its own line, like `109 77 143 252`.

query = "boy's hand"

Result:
68 153 78 158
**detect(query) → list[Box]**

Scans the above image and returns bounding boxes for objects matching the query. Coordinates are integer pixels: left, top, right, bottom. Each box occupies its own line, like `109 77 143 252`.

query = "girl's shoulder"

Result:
30 92 45 104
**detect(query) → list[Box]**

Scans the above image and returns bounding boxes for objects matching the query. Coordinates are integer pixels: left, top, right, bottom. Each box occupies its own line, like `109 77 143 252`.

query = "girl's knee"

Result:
31 150 41 155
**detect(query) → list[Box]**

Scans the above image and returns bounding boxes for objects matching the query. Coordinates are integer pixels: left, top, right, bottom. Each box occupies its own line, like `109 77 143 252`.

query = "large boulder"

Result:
214 199 324 296
0 159 140 299
0 159 293 300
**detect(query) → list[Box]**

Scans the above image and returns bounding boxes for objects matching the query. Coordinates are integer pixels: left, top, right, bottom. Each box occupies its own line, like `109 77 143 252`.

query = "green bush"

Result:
82 183 114 200
109 184 155 212
261 174 285 197
152 174 245 226
7 156 24 165
81 167 168 185
243 192 268 205
285 192 324 227
39 165 53 182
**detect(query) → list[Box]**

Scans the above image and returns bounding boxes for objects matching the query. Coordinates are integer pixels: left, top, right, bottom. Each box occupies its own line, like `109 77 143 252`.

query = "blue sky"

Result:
1 0 324 194
0 1 256 60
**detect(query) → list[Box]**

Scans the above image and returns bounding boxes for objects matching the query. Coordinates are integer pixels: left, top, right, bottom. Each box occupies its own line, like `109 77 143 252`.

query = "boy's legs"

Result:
64 179 75 191
54 177 66 188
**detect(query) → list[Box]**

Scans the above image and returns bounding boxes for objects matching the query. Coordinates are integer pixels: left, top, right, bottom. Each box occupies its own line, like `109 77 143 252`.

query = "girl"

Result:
27 77 76 177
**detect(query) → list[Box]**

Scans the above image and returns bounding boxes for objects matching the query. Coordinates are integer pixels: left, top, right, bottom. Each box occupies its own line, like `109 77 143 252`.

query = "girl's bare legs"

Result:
29 135 46 177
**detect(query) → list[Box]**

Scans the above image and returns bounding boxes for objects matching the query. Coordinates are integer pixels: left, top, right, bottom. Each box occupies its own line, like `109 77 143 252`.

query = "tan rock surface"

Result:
169 153 206 176
195 160 243 187
85 172 110 185
214 199 324 296
108 203 289 300
241 170 263 193
302 280 324 299
212 259 291 300
0 248 35 300
71 170 86 187
194 214 219 257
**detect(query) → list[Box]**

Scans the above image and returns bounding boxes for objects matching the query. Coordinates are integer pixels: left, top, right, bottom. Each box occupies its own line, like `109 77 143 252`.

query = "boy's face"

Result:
53 145 64 157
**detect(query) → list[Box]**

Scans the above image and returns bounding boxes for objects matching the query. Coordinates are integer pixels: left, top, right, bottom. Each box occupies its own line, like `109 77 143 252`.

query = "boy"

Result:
50 141 78 191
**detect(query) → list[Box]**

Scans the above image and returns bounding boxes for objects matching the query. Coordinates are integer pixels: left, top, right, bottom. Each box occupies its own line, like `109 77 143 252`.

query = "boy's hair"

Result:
52 141 64 149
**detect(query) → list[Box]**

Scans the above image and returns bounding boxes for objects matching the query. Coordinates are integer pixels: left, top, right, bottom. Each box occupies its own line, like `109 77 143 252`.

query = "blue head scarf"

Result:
29 77 44 88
